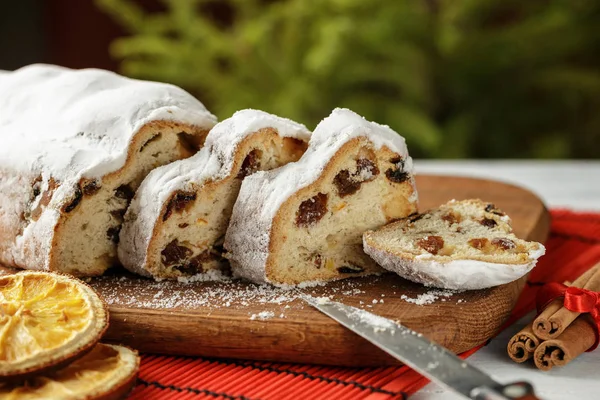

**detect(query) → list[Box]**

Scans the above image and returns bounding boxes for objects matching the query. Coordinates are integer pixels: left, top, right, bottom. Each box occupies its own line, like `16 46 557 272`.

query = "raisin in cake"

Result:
224 108 418 286
118 109 310 280
363 199 546 290
0 64 217 276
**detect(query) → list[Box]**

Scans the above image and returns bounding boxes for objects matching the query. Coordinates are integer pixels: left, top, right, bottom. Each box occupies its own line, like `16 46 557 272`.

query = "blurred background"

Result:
1 0 599 159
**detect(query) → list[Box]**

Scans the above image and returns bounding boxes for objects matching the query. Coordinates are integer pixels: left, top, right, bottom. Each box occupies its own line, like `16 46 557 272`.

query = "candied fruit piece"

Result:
491 237 516 250
441 212 460 225
161 240 193 265
174 250 217 275
485 203 506 216
480 218 498 228
417 235 445 255
333 170 361 197
237 149 262 178
355 158 379 181
63 187 82 213
468 238 489 250
82 180 100 196
110 208 127 220
163 191 197 221
333 157 379 197
296 193 328 227
309 253 323 268
385 156 409 183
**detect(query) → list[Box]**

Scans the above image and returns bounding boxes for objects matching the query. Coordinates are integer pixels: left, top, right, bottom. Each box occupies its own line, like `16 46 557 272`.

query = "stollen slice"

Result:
118 109 310 280
0 64 217 277
225 108 418 286
0 271 108 379
363 199 545 290
0 343 139 400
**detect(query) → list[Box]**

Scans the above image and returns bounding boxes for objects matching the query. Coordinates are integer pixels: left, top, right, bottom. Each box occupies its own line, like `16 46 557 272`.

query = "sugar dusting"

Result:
400 289 464 305
250 311 275 321
91 275 374 320
90 274 466 321
175 269 231 284
95 276 298 309
348 308 396 333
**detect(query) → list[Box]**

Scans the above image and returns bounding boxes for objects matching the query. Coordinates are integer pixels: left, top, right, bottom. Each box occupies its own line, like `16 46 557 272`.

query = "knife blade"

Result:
304 297 540 400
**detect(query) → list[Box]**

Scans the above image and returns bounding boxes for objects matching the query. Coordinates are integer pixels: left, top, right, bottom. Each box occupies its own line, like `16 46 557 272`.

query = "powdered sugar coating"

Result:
225 108 415 284
0 64 216 271
0 64 216 181
363 240 545 290
118 109 311 273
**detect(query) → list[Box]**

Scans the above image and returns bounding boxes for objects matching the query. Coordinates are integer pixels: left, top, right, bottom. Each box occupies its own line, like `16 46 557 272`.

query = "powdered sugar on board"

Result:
304 294 398 332
348 307 397 333
400 289 464 305
89 273 466 322
250 311 275 320
91 274 370 319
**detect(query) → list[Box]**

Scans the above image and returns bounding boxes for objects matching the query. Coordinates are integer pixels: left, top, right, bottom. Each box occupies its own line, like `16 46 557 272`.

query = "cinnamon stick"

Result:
507 322 541 363
533 263 600 340
533 315 596 371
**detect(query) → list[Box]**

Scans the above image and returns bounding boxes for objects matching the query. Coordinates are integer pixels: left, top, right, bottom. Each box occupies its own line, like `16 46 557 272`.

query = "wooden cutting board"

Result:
2 175 551 367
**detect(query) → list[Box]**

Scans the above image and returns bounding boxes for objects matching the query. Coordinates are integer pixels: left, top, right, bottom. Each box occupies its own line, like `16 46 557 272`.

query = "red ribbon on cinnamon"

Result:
536 282 600 351
507 263 600 370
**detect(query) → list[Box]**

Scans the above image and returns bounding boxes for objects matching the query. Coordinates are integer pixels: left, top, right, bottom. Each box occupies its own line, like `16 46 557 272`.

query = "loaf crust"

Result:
118 109 311 280
363 199 546 289
224 108 418 286
0 65 217 275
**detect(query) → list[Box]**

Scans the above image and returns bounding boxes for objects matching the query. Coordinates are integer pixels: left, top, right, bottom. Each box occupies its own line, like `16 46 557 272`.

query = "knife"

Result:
304 297 540 400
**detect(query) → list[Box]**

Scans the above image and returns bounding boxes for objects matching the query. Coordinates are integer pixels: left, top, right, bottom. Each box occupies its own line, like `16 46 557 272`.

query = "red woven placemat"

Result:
127 210 600 400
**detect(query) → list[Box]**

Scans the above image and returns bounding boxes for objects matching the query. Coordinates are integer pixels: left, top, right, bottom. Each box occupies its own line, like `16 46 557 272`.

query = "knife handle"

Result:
473 381 541 400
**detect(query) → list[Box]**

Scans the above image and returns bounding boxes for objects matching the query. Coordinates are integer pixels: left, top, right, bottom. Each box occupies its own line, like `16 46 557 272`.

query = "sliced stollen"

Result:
363 199 546 290
118 109 311 280
0 64 217 276
224 108 418 286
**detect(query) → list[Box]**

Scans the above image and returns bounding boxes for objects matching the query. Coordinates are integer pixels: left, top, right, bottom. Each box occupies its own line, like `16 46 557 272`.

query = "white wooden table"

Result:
412 160 600 400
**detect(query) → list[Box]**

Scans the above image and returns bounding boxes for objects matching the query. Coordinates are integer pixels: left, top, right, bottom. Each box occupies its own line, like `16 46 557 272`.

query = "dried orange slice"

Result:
0 343 139 400
0 271 108 378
